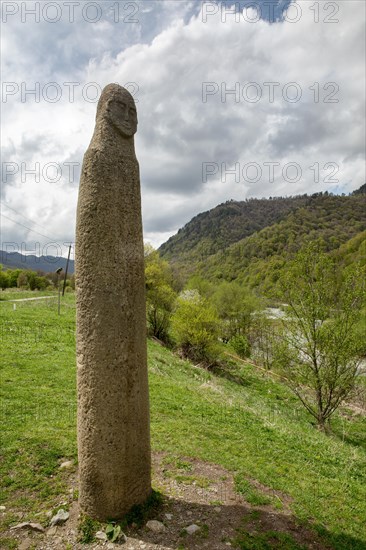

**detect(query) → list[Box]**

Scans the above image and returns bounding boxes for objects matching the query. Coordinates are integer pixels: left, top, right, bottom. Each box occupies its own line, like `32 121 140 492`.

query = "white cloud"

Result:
1 0 365 253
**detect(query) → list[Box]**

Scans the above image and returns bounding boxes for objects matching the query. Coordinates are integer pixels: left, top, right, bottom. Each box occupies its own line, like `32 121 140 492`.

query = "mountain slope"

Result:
334 230 366 268
0 251 75 274
159 195 309 262
199 193 366 288
159 191 366 289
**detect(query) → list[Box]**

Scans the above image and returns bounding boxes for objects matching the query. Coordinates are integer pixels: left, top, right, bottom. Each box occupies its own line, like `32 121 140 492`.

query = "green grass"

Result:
78 516 102 544
235 528 308 550
1 292 366 549
235 478 272 506
0 293 77 516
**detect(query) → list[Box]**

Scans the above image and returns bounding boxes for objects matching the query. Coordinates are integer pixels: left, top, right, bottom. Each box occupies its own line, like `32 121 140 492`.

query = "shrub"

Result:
171 290 221 364
230 334 251 358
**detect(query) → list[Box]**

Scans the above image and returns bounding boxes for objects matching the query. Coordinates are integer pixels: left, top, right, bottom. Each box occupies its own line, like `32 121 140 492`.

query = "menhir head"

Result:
96 83 138 138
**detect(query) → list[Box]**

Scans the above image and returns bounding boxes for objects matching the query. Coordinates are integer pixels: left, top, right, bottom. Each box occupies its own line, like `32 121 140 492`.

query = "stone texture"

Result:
146 520 166 533
95 530 108 541
185 524 200 535
18 538 32 550
10 522 45 533
50 508 69 526
60 460 73 469
76 83 151 520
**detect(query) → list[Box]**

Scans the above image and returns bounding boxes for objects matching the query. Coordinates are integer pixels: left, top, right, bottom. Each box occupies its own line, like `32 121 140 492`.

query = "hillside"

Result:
0 251 75 274
334 230 366 268
159 190 366 290
200 193 366 292
1 293 365 549
159 195 309 262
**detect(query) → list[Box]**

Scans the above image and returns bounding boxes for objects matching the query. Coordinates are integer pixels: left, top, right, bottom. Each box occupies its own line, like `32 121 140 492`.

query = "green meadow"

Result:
0 292 365 549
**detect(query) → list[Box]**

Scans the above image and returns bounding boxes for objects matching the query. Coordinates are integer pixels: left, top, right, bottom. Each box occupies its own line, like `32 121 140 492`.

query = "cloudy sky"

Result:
1 0 365 259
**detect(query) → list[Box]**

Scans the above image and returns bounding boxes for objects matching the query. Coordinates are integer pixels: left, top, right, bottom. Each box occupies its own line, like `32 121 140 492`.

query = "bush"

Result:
229 334 251 358
171 290 221 364
0 269 9 289
145 246 176 343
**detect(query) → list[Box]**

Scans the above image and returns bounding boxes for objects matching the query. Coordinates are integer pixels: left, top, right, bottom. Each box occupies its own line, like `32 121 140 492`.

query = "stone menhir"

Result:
75 83 151 520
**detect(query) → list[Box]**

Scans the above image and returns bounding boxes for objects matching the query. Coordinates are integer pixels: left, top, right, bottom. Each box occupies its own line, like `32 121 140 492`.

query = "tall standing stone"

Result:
75 83 151 520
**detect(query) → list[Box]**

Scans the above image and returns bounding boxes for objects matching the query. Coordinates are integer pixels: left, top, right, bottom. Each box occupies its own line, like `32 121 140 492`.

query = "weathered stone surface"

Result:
50 508 69 526
146 520 166 533
18 538 32 550
60 460 73 469
95 530 108 541
10 522 45 533
185 524 200 535
76 83 151 520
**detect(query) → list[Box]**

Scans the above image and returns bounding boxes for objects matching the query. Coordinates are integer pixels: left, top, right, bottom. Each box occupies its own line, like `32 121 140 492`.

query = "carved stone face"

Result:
107 93 138 138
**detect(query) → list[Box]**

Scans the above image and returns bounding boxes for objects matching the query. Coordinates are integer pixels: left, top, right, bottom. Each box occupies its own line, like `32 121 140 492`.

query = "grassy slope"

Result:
0 293 366 549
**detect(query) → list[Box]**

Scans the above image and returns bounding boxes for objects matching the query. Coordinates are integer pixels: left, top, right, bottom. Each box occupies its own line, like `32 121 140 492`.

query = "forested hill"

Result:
159 189 366 289
159 195 309 262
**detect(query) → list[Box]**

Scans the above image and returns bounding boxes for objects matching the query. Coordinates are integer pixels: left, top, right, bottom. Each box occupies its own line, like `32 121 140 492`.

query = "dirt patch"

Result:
1 452 331 549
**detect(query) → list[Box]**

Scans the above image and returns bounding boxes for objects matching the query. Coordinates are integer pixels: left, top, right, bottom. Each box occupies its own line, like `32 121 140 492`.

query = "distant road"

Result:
2 296 57 302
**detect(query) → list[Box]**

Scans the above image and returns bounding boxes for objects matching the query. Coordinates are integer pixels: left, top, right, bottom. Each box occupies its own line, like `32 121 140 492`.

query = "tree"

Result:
171 290 221 363
7 269 22 287
144 246 176 342
249 313 277 369
16 270 48 290
0 265 10 290
27 271 37 290
273 243 366 430
213 281 259 342
17 271 29 288
34 275 48 290
186 275 215 300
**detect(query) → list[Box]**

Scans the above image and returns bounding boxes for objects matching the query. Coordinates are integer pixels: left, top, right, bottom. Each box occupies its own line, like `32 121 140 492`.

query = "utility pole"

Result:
55 267 63 315
62 245 72 296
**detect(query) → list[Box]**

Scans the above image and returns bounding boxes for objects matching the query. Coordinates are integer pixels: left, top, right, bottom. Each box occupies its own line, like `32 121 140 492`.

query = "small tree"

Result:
27 271 37 290
7 269 22 287
171 290 221 364
0 265 10 290
144 245 176 342
186 275 216 300
17 270 29 288
274 243 365 430
250 313 277 369
213 281 259 342
34 275 48 290
229 333 251 358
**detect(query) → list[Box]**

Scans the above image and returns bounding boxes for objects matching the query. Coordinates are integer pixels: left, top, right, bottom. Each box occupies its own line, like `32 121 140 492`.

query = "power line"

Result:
1 202 60 241
1 213 60 242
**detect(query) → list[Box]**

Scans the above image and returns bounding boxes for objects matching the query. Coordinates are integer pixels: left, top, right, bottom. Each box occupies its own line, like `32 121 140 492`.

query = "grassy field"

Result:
1 291 366 549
